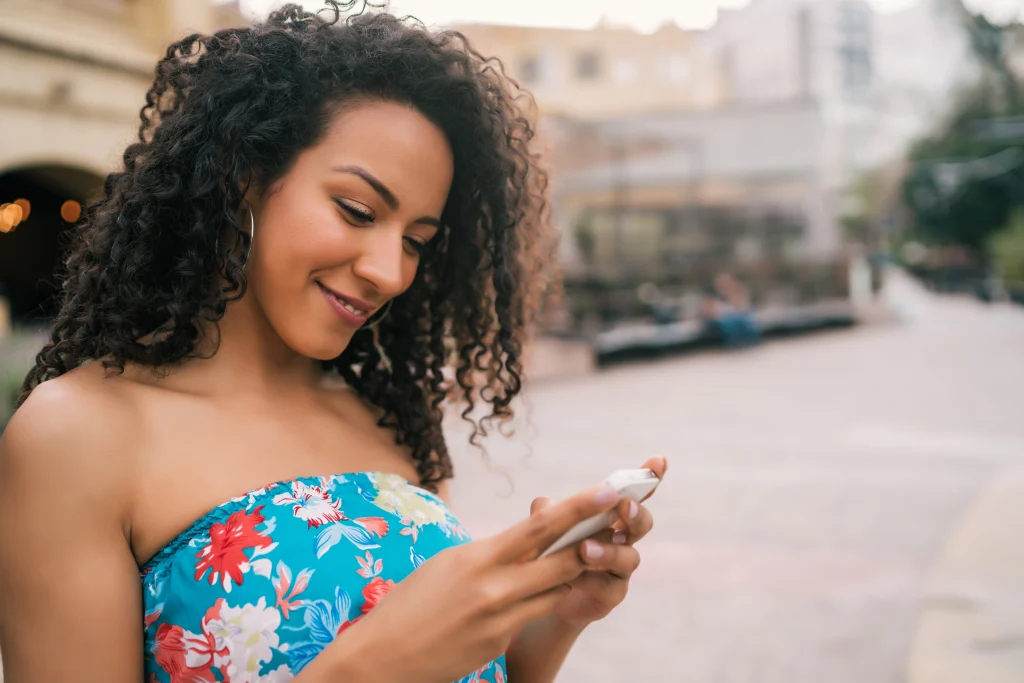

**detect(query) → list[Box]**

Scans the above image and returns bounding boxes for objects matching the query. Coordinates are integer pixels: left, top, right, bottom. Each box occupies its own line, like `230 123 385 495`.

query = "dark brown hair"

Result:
20 2 558 490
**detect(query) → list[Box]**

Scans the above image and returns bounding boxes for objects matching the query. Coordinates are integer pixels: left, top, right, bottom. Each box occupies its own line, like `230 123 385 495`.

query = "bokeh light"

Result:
0 203 23 233
3 203 23 226
13 198 31 222
60 199 82 223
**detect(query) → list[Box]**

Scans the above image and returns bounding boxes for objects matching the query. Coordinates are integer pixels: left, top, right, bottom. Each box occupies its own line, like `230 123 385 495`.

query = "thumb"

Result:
530 496 554 515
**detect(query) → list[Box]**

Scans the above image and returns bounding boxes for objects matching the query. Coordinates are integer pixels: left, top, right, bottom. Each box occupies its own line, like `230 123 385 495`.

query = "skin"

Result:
0 101 662 683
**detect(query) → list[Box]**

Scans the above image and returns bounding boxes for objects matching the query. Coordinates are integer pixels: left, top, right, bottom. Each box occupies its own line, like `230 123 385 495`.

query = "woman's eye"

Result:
335 199 374 224
403 237 427 256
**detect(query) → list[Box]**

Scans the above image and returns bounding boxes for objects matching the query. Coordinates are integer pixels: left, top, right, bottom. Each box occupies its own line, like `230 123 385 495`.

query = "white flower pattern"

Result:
143 473 502 683
204 598 283 682
272 481 344 529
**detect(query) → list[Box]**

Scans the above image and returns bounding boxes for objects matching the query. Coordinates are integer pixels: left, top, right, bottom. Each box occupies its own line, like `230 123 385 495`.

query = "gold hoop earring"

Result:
363 301 392 372
362 300 392 330
243 204 255 267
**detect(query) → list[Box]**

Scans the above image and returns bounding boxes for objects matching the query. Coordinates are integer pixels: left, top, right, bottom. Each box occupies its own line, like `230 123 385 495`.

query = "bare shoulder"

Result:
1 362 140 511
0 363 146 680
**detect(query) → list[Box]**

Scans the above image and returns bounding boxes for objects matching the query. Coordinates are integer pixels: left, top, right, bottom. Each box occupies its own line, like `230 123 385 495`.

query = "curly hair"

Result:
19 1 557 491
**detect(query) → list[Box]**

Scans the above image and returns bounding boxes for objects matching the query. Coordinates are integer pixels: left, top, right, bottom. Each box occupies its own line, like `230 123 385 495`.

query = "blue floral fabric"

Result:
140 472 506 683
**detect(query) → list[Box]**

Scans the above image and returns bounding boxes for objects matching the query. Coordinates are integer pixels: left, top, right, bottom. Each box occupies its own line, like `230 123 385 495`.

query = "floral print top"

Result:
141 471 507 683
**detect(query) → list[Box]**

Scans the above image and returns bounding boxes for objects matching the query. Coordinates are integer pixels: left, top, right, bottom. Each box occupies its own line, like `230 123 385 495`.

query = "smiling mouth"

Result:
335 297 368 316
316 282 375 324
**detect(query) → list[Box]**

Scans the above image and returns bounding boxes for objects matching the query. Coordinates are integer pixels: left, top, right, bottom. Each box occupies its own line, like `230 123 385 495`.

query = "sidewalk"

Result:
907 467 1024 683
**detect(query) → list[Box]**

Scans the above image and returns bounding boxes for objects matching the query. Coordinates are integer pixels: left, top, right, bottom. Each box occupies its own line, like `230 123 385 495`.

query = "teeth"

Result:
341 301 367 316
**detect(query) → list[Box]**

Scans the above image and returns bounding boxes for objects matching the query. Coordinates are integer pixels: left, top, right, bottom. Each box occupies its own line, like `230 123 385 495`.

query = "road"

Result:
446 271 1024 683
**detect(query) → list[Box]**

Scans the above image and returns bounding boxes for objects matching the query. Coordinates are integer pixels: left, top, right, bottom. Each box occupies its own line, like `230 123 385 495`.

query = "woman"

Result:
0 3 664 682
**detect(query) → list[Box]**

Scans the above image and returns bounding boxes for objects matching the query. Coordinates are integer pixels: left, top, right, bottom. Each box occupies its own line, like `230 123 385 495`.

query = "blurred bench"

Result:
593 299 857 367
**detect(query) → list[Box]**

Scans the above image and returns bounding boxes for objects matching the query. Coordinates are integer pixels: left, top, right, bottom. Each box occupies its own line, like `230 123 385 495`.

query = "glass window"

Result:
519 55 540 85
612 59 637 84
660 53 691 84
575 51 601 80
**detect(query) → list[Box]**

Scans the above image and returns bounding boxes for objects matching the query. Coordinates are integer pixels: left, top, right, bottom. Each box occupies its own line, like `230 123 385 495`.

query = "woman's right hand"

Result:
328 485 621 683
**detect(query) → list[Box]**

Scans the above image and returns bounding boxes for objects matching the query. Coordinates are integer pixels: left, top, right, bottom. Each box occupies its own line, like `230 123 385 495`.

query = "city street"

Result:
447 271 1024 683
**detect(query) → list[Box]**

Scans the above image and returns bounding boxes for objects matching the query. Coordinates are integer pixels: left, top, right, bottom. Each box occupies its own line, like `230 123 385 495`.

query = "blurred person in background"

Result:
0 3 664 682
700 272 761 347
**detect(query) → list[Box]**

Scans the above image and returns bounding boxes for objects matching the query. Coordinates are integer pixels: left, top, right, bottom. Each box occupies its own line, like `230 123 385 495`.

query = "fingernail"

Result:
594 486 618 505
612 530 627 545
628 500 639 520
584 540 604 559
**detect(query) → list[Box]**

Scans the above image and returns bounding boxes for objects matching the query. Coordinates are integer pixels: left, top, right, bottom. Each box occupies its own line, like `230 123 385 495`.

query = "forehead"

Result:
305 100 454 206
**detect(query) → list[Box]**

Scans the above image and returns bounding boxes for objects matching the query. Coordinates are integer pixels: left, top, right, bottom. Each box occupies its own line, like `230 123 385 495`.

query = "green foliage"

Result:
901 29 1024 251
989 210 1024 282
0 367 24 433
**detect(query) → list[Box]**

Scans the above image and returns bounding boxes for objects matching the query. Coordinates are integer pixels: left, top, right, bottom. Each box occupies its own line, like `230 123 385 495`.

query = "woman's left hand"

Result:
536 456 667 627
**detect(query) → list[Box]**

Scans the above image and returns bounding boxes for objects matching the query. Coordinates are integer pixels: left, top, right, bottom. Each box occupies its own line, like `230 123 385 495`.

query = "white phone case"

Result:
538 468 660 558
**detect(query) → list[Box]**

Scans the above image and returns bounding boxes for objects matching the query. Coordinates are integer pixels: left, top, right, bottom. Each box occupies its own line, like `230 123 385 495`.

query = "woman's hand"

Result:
546 456 666 627
325 484 624 683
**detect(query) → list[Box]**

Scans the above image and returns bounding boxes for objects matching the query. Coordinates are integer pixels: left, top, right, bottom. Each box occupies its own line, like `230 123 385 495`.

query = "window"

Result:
519 55 540 85
660 53 691 84
841 46 872 92
585 211 667 265
575 51 601 80
837 1 872 95
612 59 637 84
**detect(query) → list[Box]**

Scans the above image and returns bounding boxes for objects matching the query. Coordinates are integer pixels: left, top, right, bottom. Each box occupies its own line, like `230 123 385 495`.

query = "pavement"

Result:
447 269 1024 682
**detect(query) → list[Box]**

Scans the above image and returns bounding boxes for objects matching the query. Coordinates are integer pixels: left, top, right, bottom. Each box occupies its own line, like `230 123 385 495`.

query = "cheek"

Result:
258 205 352 278
401 259 421 291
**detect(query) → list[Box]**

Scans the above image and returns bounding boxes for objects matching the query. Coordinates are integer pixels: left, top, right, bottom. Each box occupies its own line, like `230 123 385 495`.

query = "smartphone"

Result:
538 468 661 559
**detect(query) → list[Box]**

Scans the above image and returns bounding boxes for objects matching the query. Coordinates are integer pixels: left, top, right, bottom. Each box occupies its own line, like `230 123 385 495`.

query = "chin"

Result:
284 329 355 362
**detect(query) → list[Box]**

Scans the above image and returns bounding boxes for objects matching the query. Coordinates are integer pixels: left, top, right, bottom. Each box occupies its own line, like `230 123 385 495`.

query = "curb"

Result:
907 468 1024 683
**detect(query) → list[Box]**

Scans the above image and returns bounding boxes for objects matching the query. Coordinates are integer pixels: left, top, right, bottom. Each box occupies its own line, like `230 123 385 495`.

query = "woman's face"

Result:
245 100 454 360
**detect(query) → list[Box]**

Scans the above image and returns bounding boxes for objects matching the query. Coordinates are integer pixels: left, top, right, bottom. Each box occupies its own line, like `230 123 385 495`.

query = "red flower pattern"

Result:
194 506 273 588
144 475 506 682
152 601 228 683
360 576 395 615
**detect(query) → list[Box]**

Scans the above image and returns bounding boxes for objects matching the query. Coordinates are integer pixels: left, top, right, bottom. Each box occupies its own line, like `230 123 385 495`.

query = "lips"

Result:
316 282 375 326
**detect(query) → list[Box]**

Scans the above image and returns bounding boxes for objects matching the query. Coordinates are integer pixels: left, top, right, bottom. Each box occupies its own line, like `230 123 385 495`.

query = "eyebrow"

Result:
333 164 442 229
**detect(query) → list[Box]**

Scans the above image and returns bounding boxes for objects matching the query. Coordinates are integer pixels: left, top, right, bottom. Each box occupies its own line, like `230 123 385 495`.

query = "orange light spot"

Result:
13 198 30 221
60 200 81 223
3 203 23 227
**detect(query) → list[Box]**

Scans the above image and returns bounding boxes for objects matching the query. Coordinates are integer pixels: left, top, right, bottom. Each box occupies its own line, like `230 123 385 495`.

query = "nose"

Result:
351 226 405 299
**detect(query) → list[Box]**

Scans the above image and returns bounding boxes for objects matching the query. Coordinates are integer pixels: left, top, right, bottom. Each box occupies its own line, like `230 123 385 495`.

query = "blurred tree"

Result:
901 2 1024 252
989 210 1024 282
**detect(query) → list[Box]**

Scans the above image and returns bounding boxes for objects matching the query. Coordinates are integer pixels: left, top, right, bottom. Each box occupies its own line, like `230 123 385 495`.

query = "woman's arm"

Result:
505 615 587 683
0 384 146 682
0 382 389 683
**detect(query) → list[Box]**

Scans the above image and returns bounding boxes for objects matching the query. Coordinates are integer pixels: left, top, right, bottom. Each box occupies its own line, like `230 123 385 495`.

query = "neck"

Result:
174 291 325 399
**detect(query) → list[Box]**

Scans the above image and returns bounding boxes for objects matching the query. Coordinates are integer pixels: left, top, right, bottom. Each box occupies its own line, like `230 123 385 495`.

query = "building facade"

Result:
454 21 729 120
0 0 243 326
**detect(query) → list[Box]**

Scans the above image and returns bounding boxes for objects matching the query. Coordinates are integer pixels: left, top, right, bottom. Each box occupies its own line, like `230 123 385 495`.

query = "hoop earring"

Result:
362 300 392 330
243 204 255 267
364 301 393 373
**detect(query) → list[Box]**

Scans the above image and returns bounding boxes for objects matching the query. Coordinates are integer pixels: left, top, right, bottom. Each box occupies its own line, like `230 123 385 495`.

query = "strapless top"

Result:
140 471 507 683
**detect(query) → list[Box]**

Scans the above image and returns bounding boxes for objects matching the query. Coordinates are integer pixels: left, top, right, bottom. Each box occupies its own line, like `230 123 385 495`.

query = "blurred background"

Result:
1 0 1023 681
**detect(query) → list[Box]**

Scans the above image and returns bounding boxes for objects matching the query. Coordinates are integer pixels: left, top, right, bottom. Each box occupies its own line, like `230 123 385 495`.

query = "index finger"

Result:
495 485 620 563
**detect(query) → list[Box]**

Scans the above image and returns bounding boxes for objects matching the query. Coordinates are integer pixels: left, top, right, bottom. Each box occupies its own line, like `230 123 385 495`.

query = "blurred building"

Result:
554 101 837 272
0 0 243 325
545 0 976 274
454 22 728 120
702 0 972 179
